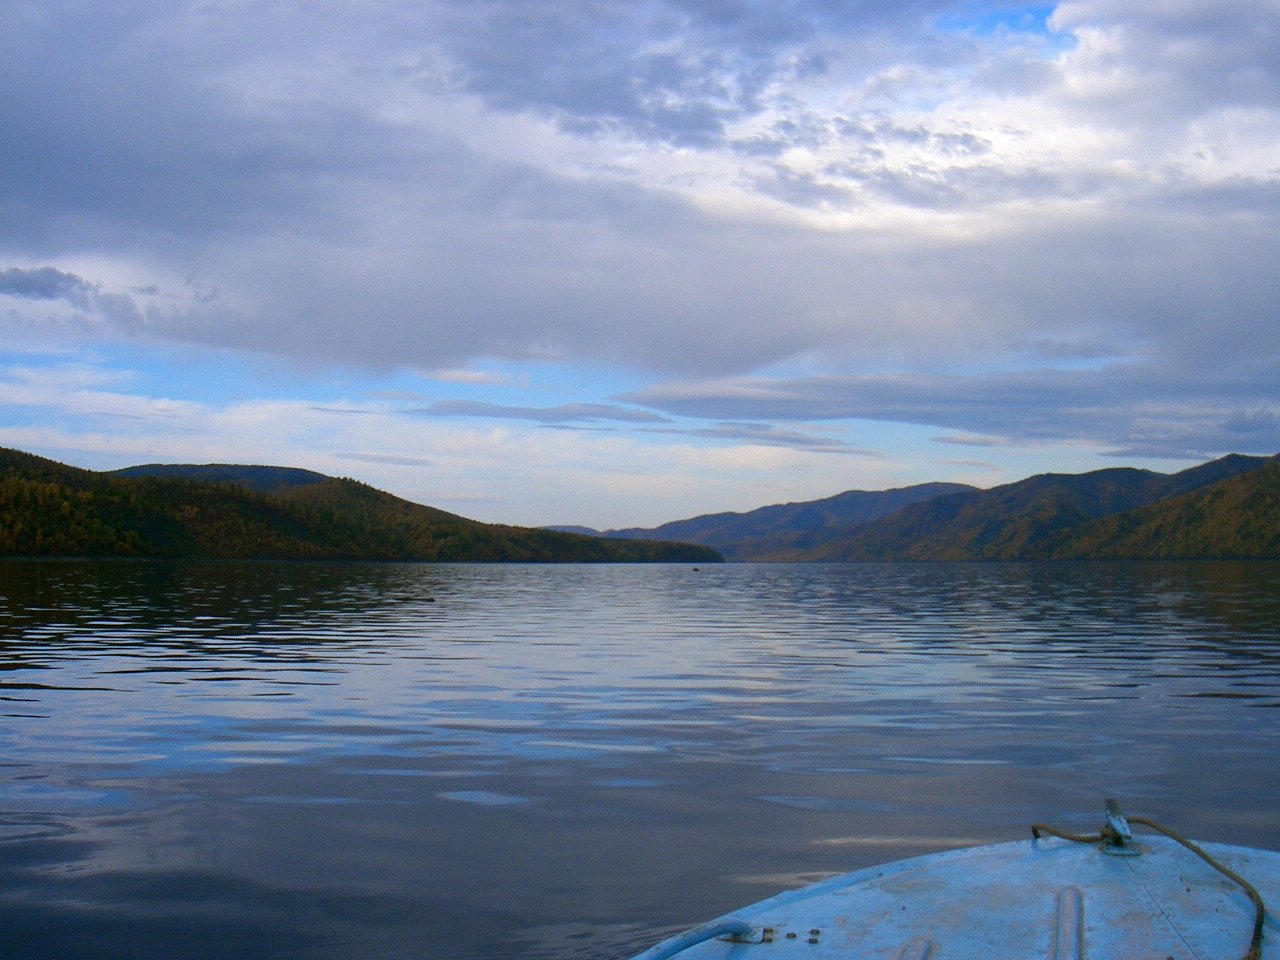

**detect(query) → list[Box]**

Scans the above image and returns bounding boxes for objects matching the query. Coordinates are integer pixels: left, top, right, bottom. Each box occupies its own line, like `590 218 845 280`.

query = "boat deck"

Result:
630 834 1280 959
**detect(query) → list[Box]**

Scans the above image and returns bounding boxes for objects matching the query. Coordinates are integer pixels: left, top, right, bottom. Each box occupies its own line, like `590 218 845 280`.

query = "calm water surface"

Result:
2 560 1279 959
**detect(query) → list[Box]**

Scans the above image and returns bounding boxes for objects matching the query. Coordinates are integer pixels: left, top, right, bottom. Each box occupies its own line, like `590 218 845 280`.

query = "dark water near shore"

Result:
2 560 1279 959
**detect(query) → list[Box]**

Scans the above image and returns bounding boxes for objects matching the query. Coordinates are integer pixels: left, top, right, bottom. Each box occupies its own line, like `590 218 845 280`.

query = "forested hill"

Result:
800 453 1278 562
110 463 331 493
551 452 1278 562
597 482 976 561
1044 458 1280 560
0 448 721 563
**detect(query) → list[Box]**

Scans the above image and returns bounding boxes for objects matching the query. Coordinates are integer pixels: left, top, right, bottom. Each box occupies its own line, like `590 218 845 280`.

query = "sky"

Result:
2 0 1278 529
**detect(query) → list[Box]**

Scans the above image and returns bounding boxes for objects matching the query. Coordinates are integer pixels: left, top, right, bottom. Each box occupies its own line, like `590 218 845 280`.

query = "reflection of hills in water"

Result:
4 558 1280 697
4 559 1279 694
0 559 454 658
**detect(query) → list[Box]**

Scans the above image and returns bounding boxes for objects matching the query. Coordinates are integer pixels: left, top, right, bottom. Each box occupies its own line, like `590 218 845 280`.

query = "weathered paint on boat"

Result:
628 833 1280 959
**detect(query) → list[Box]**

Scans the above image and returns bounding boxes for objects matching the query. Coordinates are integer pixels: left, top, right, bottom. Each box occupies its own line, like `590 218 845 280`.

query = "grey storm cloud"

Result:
0 266 94 302
0 265 150 331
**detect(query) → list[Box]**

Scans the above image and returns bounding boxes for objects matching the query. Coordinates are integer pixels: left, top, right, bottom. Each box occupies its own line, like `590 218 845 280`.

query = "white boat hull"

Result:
629 834 1280 959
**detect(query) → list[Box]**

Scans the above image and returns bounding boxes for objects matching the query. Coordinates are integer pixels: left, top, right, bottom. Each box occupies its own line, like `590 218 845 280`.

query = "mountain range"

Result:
556 453 1280 561
4 445 1278 563
556 482 976 561
0 448 720 563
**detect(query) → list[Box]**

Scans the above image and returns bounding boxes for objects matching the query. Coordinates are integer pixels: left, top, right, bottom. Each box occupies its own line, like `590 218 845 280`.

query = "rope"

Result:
1030 823 1109 845
1129 817 1267 960
1031 814 1267 960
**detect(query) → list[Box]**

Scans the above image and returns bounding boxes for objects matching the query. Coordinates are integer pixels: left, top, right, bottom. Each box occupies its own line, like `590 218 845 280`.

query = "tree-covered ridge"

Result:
600 482 976 561
800 454 1277 562
1045 459 1280 560
6 446 1277 563
0 448 721 563
109 463 333 493
572 451 1277 562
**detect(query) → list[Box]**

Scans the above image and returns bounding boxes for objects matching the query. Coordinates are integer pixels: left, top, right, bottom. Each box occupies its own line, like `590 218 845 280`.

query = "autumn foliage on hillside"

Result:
0 448 719 563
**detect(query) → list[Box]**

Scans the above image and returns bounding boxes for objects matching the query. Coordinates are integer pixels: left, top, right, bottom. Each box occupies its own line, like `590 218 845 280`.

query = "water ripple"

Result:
2 559 1280 960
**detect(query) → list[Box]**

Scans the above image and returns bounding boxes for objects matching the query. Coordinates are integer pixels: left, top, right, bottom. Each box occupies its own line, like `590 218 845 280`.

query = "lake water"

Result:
2 559 1279 959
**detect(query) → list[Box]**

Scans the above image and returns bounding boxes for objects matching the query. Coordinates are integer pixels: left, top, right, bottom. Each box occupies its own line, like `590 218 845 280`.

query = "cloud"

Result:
625 361 1280 461
0 266 95 301
429 369 519 387
429 0 967 147
3 362 135 390
0 264 159 335
0 0 1277 475
406 397 877 454
1050 0 1280 118
0 363 200 422
942 458 1001 471
651 421 880 455
337 452 436 468
932 433 1015 448
407 399 670 425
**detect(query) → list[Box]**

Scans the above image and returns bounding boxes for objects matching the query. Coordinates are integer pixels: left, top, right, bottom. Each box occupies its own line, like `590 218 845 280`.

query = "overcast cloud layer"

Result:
2 0 1278 524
